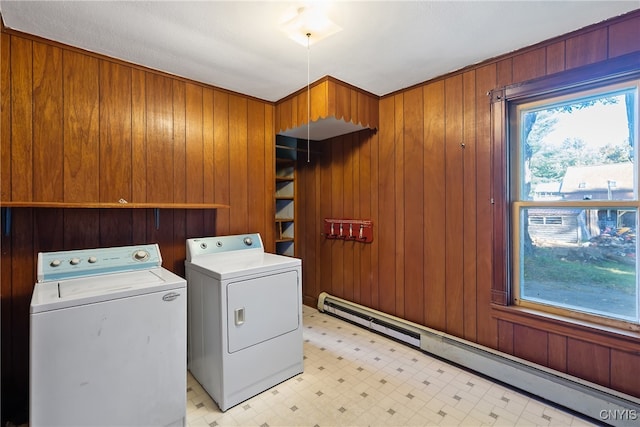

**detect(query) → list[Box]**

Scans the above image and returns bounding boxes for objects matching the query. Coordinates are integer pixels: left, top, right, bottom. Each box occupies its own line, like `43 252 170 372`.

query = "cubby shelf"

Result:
275 136 297 256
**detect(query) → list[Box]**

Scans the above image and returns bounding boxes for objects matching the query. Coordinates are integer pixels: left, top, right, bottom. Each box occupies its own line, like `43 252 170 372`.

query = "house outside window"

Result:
510 78 639 329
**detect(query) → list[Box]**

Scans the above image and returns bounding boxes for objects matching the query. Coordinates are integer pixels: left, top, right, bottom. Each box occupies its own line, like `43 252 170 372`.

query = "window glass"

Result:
518 207 638 322
513 81 639 326
519 90 636 202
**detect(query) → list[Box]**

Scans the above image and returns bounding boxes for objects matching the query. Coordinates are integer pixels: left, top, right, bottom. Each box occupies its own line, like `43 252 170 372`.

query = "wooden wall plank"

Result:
351 133 361 303
394 94 405 318
100 210 134 247
330 137 344 297
10 209 35 420
334 81 351 121
298 145 317 303
548 333 567 373
423 81 446 331
63 50 99 203
565 28 608 69
62 209 99 249
173 81 186 204
319 144 333 299
293 91 303 132
213 90 230 234
462 70 477 341
369 130 380 309
202 88 216 236
513 324 548 366
1 32 11 200
497 319 514 355
610 349 640 397
131 69 148 243
474 63 497 348
403 87 424 324
247 99 266 237
131 69 147 205
546 41 566 75
10 36 33 201
310 80 327 122
608 15 640 58
174 88 189 278
342 134 354 302
358 130 373 308
444 75 464 337
228 94 248 233
263 104 275 248
567 338 610 387
99 61 132 203
203 88 215 204
145 73 174 203
185 82 203 204
33 42 63 202
513 47 546 83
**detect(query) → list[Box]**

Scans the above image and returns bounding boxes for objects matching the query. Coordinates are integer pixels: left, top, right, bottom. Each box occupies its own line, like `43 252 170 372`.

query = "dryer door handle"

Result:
234 308 245 326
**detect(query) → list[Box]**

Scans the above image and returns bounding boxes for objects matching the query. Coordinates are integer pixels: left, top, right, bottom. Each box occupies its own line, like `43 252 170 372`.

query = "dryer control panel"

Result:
38 244 162 282
186 233 264 260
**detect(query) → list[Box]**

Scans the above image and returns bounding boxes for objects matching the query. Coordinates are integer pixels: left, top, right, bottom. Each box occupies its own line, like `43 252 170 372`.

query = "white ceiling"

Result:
0 1 638 103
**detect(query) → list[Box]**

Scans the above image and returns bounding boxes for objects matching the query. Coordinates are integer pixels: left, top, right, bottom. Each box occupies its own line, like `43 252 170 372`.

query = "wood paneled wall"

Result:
0 30 275 422
297 11 640 399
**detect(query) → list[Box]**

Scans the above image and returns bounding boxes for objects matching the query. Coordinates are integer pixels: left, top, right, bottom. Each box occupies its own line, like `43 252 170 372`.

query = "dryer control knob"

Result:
243 237 253 246
134 250 149 261
50 259 61 267
70 258 80 265
88 256 98 263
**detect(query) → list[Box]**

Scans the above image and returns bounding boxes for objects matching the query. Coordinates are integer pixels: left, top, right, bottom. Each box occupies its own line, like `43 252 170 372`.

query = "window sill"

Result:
491 304 640 352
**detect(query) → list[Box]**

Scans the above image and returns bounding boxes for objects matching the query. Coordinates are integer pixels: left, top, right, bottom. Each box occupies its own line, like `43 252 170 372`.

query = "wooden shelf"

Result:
1 201 230 209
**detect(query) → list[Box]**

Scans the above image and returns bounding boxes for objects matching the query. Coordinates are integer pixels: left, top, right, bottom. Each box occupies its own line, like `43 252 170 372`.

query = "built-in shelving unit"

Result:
275 136 297 256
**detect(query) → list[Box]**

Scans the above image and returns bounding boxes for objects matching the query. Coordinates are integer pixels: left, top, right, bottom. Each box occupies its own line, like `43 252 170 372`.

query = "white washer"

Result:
185 233 303 411
30 244 186 427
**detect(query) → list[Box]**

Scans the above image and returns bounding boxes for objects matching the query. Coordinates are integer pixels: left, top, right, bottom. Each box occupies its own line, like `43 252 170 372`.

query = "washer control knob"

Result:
50 259 61 267
134 250 149 261
88 256 98 263
243 237 253 246
70 258 81 265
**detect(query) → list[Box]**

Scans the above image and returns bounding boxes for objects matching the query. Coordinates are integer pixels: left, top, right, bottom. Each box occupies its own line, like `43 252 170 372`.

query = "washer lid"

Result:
30 268 185 313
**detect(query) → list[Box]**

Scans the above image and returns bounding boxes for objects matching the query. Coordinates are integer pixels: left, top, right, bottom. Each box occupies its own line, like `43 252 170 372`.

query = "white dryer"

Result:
30 244 186 427
185 233 303 411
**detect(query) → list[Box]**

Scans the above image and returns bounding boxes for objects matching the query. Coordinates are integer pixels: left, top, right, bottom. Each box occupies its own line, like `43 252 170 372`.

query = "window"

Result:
510 78 639 329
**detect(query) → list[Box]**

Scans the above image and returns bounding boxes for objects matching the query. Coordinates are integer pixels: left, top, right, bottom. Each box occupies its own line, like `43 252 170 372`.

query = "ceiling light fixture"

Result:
280 5 342 47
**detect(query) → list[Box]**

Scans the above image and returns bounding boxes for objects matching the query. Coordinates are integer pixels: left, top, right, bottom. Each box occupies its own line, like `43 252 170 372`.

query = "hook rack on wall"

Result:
323 218 373 243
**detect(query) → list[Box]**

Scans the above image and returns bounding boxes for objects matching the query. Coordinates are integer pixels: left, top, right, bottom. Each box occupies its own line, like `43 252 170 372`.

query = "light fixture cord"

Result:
306 32 311 163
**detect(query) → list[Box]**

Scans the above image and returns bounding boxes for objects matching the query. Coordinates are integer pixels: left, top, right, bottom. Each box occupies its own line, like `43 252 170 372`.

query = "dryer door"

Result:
226 270 299 353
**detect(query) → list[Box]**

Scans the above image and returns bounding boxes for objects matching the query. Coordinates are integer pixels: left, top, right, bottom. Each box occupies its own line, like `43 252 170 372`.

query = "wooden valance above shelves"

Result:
275 76 379 141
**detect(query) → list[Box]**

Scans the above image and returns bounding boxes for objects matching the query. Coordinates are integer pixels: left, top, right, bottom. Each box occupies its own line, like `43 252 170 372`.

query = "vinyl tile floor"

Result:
186 305 597 427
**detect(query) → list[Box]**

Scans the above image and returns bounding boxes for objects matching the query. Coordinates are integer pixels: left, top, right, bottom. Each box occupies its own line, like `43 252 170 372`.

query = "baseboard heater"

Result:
317 292 640 427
